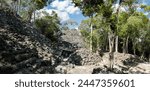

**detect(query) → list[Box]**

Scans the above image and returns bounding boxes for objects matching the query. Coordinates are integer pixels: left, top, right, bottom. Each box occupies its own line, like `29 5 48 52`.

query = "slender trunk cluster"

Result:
114 0 121 53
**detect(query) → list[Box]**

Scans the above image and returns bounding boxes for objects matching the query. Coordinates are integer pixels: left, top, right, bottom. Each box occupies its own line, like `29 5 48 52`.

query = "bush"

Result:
34 14 61 42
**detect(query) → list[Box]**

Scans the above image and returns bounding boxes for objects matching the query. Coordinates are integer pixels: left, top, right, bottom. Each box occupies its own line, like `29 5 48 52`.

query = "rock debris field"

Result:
0 8 150 74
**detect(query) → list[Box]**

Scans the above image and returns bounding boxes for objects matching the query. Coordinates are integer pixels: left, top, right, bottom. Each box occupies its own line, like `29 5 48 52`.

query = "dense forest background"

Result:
0 0 150 74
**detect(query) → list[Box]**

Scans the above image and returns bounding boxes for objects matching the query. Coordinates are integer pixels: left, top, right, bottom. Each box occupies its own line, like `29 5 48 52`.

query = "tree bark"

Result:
125 36 129 53
90 18 93 52
33 11 35 21
115 36 118 52
133 47 136 55
133 39 136 56
15 0 18 12
18 0 21 14
97 38 99 51
123 36 129 54
141 51 145 59
109 35 111 53
17 0 19 13
105 37 108 52
28 8 34 22
123 39 126 54
108 33 115 70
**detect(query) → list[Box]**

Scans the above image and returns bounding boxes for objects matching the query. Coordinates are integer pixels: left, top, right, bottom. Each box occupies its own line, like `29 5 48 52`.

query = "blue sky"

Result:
47 0 86 24
43 0 87 29
141 0 150 5
40 0 150 29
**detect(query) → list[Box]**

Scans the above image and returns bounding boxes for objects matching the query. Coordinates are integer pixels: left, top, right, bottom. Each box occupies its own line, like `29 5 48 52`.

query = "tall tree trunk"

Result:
105 43 108 52
28 11 32 23
90 18 93 52
133 39 136 56
109 35 111 53
105 37 108 52
123 39 126 54
108 33 115 70
17 0 19 13
96 40 100 55
125 36 129 53
33 2 36 22
115 36 118 52
123 36 129 54
133 43 136 56
141 51 145 59
133 48 136 55
115 0 122 53
18 0 21 14
34 11 36 21
97 38 99 51
15 0 18 12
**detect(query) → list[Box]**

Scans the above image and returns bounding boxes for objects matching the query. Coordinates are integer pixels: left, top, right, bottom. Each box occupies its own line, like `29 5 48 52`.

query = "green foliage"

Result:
141 4 150 12
73 0 105 17
80 30 90 39
18 0 49 22
80 29 90 46
120 14 145 38
97 0 113 19
79 0 150 58
79 19 91 32
32 0 47 9
34 11 61 42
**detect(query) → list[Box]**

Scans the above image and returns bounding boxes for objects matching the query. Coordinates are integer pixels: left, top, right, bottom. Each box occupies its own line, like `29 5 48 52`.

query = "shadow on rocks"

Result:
92 65 128 74
123 56 143 67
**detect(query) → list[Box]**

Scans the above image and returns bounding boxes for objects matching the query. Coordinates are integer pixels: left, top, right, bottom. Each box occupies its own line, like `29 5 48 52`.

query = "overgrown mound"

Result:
60 30 102 65
0 8 58 74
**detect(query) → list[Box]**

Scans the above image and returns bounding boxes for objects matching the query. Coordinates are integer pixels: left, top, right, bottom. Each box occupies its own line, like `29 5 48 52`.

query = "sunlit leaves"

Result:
34 11 61 41
73 0 105 16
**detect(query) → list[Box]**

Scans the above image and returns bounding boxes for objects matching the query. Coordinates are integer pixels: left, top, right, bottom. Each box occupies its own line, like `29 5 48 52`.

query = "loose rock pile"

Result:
0 8 57 73
61 30 102 65
92 52 150 74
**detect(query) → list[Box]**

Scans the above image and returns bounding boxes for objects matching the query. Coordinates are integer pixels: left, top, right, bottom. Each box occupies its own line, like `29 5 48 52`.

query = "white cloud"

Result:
35 8 70 22
51 0 80 14
66 5 80 14
35 0 80 22
55 10 70 22
51 0 70 11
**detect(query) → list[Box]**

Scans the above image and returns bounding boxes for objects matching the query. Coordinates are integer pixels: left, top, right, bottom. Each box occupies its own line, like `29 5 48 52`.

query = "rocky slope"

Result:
55 30 103 74
61 30 102 65
0 8 150 74
0 8 58 74
0 8 102 74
